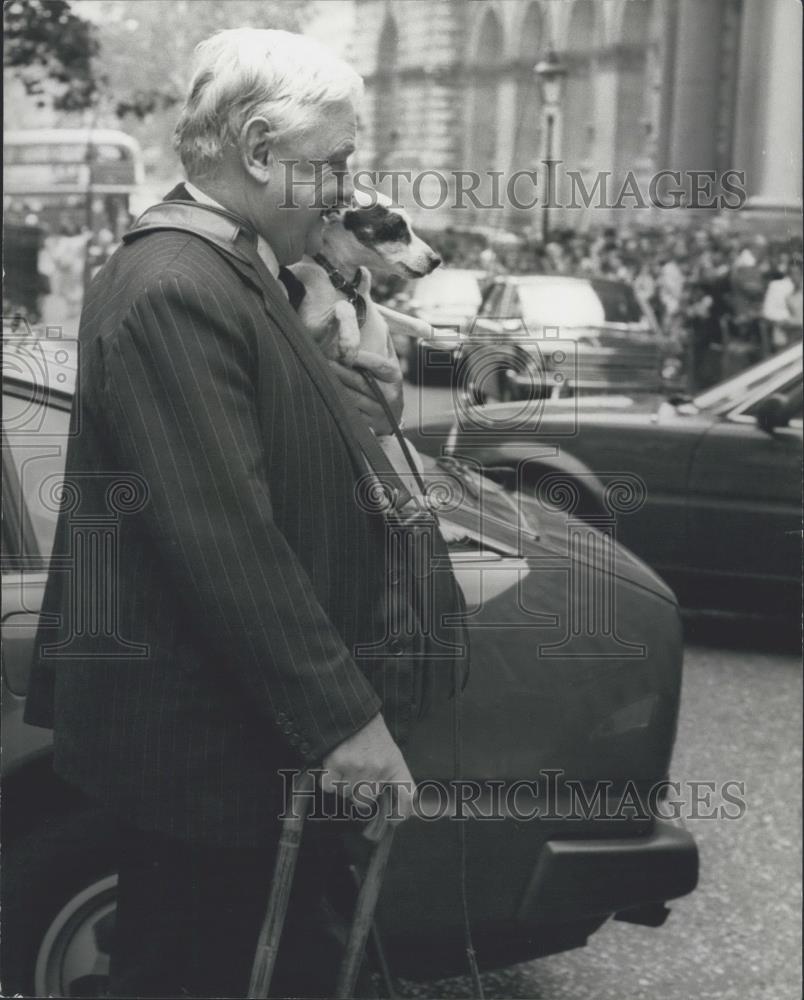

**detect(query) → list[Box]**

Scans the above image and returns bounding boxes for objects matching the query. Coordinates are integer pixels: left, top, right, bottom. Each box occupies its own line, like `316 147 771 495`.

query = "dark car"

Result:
411 345 802 620
460 273 678 402
2 336 697 996
388 268 486 384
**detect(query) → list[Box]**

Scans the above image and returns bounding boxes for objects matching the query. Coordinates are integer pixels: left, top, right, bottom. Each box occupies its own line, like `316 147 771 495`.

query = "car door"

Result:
2 383 71 724
685 370 802 611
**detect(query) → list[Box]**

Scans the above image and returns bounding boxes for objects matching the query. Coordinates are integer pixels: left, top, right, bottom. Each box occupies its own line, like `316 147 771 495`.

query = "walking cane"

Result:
335 787 397 999
248 777 397 1000
247 770 316 999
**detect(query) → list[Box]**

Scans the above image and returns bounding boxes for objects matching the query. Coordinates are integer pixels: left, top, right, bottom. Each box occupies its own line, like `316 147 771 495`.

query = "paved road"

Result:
399 383 802 1000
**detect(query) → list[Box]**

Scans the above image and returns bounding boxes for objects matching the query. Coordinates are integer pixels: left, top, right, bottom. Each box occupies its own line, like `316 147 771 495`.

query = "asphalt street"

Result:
398 383 802 1000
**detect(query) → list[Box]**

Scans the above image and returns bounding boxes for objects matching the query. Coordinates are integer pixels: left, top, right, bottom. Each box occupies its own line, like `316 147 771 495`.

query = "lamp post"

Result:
534 49 567 244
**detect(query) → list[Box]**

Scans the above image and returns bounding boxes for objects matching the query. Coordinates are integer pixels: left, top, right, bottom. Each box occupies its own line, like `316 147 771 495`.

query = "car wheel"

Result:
2 807 120 998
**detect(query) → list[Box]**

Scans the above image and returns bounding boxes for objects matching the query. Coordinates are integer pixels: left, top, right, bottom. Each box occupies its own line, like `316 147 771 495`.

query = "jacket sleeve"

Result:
100 270 382 763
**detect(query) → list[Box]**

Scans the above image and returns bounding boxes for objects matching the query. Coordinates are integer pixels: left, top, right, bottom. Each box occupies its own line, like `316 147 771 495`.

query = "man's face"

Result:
264 99 357 264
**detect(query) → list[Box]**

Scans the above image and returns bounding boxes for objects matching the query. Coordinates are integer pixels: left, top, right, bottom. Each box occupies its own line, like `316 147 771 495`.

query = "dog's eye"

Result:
378 216 411 244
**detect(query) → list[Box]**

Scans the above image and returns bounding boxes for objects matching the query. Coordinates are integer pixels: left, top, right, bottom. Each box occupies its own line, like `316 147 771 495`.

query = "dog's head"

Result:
308 193 441 278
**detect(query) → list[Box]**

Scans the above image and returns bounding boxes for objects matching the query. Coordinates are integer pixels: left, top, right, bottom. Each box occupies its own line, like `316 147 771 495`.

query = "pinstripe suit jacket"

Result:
25 186 425 846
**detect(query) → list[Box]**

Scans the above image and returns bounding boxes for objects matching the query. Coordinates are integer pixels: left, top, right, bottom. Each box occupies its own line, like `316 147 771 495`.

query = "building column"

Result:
667 0 724 174
734 0 803 220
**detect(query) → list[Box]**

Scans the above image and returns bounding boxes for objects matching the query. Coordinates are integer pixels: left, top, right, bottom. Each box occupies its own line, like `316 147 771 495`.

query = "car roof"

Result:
506 274 628 289
415 268 486 281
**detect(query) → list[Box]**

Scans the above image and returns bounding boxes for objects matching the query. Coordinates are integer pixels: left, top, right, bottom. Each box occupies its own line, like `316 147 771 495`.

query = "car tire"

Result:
2 806 120 998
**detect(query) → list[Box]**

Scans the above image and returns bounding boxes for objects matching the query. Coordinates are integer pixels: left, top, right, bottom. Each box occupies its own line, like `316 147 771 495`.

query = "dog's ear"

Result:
352 188 392 210
344 204 412 246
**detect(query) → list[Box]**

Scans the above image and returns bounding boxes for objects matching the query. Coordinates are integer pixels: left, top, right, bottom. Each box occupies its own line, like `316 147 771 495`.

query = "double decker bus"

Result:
3 129 145 320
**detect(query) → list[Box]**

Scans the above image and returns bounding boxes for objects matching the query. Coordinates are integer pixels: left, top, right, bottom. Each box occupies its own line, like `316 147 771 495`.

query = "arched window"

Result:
562 0 597 172
512 3 543 175
614 0 655 173
468 9 503 175
374 16 399 168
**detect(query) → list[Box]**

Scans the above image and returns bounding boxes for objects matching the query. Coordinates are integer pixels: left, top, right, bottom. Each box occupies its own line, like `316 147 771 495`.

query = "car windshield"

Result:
411 271 483 310
516 278 646 327
692 347 803 412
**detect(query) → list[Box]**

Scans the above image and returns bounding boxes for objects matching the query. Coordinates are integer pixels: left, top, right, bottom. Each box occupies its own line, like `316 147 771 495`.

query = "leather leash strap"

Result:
126 201 416 513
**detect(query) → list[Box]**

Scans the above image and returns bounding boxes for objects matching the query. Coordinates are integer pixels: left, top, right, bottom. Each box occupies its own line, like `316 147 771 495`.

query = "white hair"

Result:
174 28 363 178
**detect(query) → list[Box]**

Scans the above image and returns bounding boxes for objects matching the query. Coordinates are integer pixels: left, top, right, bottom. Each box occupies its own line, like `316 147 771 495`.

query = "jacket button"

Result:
389 639 404 656
300 742 312 756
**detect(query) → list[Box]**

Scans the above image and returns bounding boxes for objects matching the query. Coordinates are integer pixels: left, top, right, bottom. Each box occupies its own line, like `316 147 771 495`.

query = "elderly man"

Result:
25 29 429 998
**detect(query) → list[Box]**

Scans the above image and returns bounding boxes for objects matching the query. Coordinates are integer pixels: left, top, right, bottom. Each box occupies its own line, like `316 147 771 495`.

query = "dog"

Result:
289 193 441 492
291 194 441 364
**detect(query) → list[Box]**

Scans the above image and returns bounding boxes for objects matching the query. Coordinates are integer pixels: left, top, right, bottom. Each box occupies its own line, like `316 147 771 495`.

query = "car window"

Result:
3 390 70 562
514 278 647 328
742 374 803 424
588 280 646 324
517 278 648 327
515 280 605 328
694 348 801 414
478 282 507 317
411 271 483 311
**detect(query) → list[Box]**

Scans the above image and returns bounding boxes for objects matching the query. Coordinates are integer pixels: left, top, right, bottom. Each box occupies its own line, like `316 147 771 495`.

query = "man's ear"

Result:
241 116 274 183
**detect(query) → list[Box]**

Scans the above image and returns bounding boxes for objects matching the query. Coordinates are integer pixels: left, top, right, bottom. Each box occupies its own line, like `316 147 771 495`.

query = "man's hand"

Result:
328 346 404 436
320 712 415 822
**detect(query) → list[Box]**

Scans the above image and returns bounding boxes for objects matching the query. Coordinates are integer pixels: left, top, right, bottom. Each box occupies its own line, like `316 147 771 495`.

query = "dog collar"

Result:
313 253 367 327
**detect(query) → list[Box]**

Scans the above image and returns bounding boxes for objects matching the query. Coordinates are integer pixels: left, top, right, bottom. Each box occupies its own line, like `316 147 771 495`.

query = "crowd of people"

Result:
432 219 803 391
6 202 802 395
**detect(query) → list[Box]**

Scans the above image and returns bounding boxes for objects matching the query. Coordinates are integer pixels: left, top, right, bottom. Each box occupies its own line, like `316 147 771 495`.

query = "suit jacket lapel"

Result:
130 190 373 479
232 245 375 479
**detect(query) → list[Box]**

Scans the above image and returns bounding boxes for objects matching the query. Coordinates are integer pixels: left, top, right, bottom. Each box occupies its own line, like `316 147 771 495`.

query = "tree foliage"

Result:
3 0 100 110
92 0 312 177
4 0 314 177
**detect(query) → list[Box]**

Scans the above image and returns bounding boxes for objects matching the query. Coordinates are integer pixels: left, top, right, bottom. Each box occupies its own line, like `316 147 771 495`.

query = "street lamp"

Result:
534 48 567 243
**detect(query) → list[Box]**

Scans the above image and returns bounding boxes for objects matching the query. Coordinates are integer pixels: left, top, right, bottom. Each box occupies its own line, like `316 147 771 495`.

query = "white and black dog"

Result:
291 192 440 364
290 192 441 486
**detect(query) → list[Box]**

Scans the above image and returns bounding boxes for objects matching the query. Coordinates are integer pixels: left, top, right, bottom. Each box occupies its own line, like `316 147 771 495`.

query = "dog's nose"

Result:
428 255 442 272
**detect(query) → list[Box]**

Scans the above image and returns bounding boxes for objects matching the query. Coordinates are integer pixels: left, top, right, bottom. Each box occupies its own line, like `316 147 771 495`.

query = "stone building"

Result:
346 0 802 235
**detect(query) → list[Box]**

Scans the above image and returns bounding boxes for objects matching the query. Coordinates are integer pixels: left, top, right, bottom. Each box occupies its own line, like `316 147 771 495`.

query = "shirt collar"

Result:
183 181 280 279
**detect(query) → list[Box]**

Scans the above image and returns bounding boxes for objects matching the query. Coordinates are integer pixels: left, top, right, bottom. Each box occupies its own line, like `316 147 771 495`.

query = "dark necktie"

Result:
278 266 306 311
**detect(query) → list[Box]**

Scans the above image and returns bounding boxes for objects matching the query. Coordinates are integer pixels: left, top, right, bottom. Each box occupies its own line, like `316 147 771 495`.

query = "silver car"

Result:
462 274 673 402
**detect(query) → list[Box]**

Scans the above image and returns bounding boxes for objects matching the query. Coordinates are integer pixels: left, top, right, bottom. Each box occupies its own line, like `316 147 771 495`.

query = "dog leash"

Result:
311 252 365 319
126 205 481 995
313 252 368 326
357 369 485 1000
